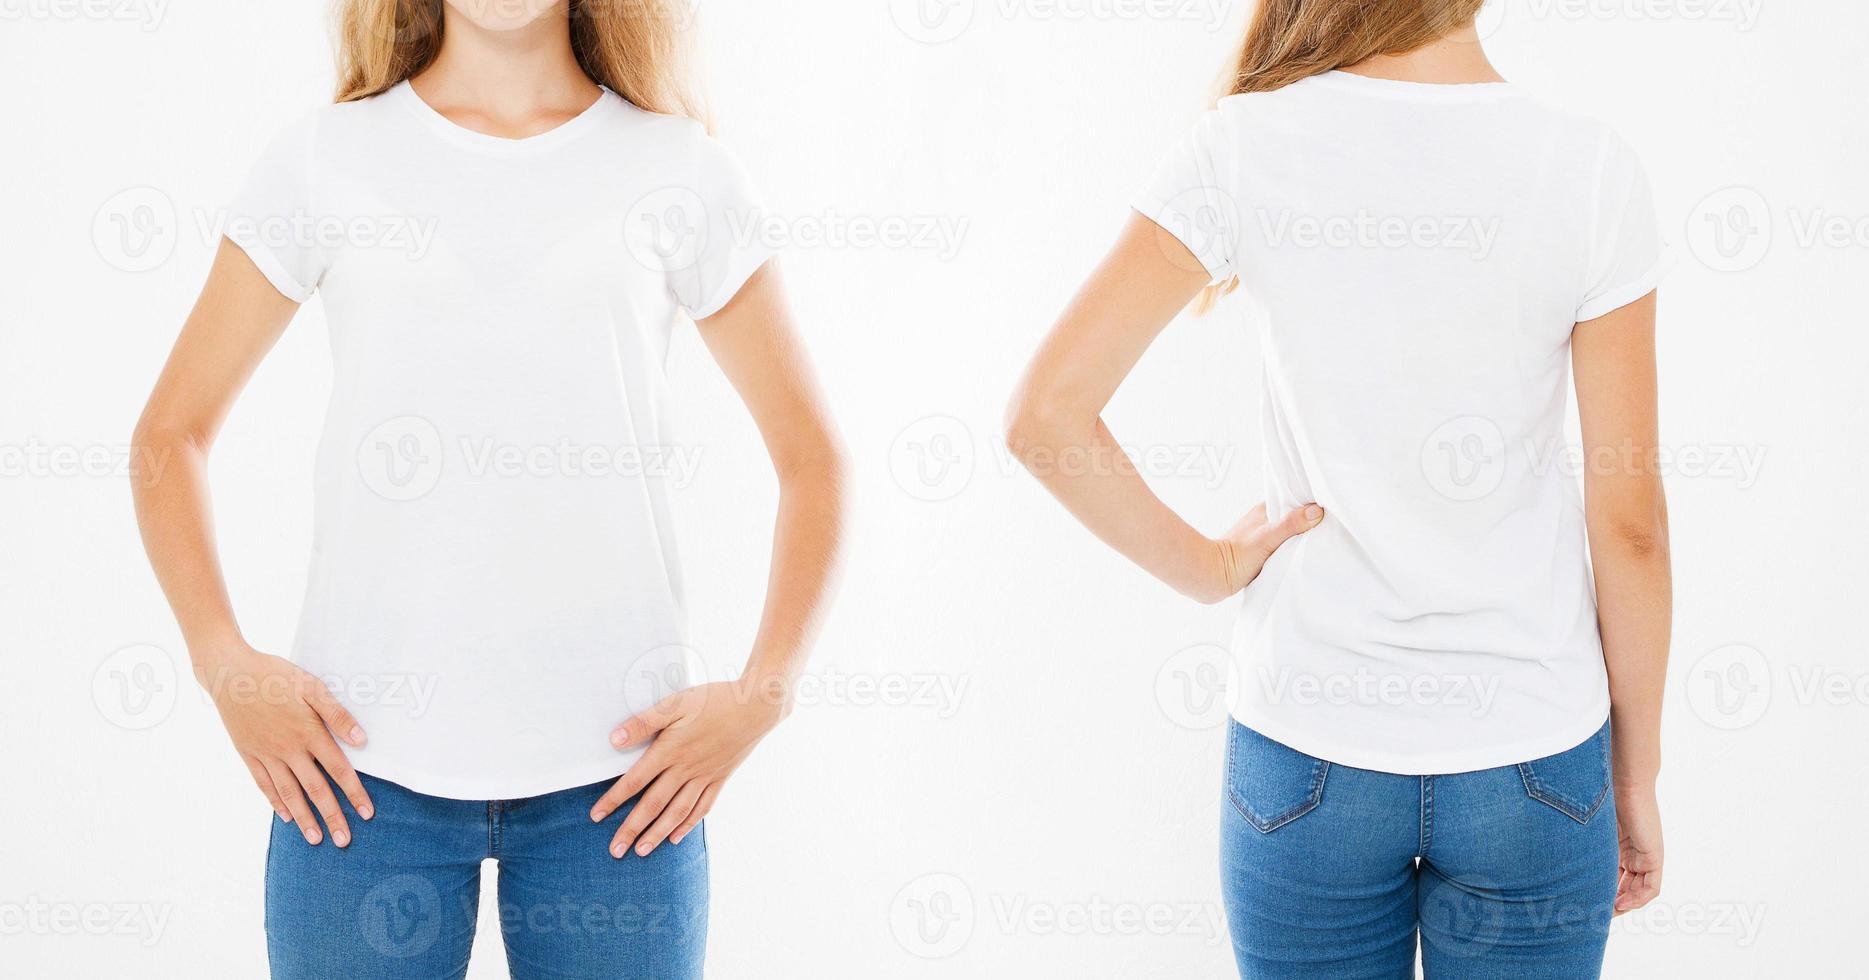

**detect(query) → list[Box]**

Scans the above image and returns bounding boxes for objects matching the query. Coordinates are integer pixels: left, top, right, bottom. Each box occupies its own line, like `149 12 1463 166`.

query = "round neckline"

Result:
389 80 615 154
1307 69 1522 103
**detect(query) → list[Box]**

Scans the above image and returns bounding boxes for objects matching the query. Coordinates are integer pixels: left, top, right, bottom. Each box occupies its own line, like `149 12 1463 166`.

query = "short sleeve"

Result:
1575 133 1673 322
224 111 327 303
1132 111 1239 282
662 131 777 320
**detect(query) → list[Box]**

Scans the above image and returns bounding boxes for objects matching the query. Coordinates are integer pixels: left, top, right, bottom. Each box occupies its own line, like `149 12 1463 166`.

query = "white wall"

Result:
2 0 1864 976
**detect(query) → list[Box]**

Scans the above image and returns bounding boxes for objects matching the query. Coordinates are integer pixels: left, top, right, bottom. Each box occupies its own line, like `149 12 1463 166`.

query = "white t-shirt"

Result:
225 81 774 799
1136 70 1671 774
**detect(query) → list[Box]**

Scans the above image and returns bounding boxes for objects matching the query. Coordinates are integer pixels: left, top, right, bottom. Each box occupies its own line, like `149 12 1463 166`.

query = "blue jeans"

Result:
265 772 707 979
1220 720 1618 979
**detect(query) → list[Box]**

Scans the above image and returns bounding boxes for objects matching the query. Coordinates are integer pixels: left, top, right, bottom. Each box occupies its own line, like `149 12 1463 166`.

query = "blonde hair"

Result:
333 0 703 120
1192 0 1486 313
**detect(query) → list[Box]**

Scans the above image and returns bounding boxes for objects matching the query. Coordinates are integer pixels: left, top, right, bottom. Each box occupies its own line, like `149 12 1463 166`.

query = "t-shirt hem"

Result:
351 754 640 802
1230 699 1613 776
1129 199 1231 283
1575 249 1675 323
224 232 314 303
687 247 777 320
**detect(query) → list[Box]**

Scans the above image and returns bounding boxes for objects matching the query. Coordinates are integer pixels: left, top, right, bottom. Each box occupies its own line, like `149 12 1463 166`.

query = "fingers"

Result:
591 751 669 823
304 683 366 748
609 772 683 859
265 758 322 845
634 780 705 857
1616 866 1662 914
1241 503 1325 567
287 755 352 848
611 691 689 750
669 782 719 847
310 739 374 822
242 754 290 822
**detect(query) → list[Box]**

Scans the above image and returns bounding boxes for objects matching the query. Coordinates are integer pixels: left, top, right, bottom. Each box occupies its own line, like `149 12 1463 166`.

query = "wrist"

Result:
1180 537 1234 605
188 640 260 691
733 671 797 727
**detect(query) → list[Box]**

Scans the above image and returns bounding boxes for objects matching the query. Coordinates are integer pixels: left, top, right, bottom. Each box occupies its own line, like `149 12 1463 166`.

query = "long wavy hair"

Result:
1193 0 1486 312
332 0 703 120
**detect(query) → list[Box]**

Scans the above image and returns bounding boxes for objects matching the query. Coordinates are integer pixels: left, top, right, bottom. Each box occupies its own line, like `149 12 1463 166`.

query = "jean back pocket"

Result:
1516 722 1612 824
1226 722 1330 833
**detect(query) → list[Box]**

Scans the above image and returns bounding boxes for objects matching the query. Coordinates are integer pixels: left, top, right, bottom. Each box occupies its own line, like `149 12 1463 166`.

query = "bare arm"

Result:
132 239 373 846
1572 290 1671 913
1004 212 1322 605
594 262 849 856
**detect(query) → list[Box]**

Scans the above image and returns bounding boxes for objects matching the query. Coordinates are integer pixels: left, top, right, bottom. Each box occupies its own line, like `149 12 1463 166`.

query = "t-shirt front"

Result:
226 81 774 799
1136 70 1671 774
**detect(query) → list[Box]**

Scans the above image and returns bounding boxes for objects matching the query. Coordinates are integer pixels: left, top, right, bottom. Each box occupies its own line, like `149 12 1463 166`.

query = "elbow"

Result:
128 414 205 491
1002 390 1072 469
1609 519 1669 561
1594 505 1671 563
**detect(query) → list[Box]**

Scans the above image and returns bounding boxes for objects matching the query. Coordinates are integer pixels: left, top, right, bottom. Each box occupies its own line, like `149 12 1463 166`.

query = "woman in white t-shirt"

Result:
131 2 846 976
1007 1 1671 976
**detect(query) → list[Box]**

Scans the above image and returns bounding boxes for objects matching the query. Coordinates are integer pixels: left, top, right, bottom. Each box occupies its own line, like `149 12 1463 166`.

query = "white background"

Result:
3 0 1866 977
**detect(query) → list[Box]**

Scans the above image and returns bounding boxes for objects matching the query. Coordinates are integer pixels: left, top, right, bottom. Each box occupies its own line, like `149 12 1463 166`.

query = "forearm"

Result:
1589 511 1673 786
740 453 849 698
130 428 247 675
1006 413 1221 602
